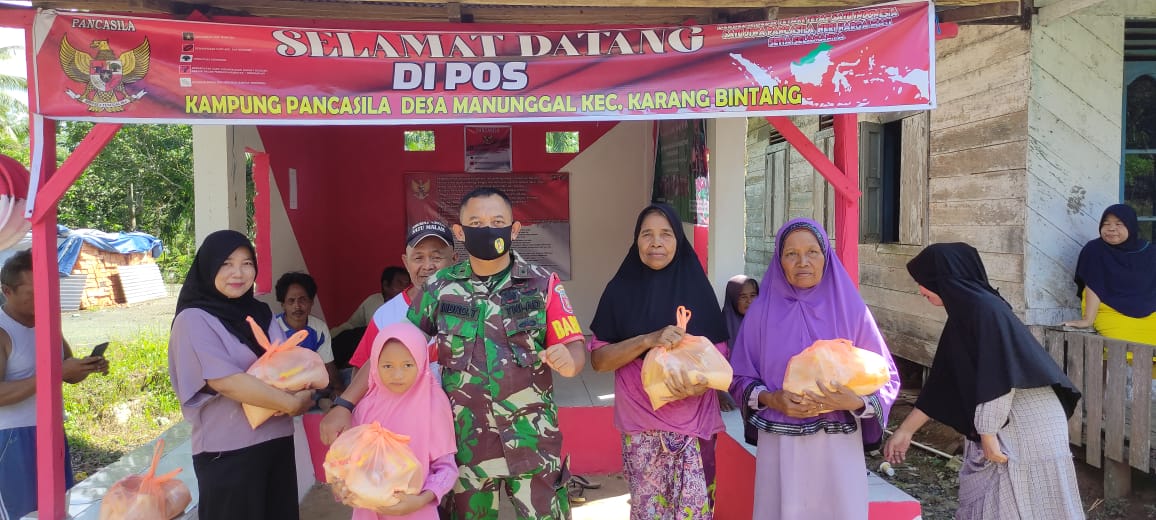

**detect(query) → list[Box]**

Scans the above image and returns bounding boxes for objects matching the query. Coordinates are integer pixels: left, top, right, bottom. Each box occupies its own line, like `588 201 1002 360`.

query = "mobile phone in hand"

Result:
89 342 109 358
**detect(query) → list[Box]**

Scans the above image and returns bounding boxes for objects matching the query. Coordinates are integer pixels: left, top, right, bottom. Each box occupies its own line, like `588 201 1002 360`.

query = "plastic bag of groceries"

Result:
641 306 734 410
323 422 424 510
242 316 330 428
782 338 890 396
99 439 192 520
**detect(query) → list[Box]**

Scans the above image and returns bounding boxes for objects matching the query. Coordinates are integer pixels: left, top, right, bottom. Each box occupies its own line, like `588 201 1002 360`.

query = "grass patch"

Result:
63 331 181 481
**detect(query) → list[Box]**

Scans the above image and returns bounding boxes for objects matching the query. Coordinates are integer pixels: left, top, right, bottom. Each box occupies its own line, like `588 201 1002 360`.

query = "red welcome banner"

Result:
32 1 934 125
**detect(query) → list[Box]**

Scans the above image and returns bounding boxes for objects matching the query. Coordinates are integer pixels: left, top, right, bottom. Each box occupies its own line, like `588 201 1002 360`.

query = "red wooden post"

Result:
247 150 272 294
22 25 124 518
21 23 68 520
832 114 860 285
30 117 67 520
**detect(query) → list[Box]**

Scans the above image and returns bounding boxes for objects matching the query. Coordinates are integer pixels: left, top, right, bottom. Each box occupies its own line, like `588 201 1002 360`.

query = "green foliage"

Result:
56 122 195 282
546 131 580 153
0 44 29 165
63 331 182 481
404 130 436 151
1124 153 1154 242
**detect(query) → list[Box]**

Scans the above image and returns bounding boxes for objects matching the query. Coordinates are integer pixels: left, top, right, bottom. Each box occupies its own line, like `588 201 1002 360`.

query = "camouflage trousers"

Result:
449 461 571 520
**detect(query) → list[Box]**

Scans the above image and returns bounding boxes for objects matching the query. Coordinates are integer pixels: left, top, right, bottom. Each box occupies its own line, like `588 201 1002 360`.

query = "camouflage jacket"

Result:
408 251 563 480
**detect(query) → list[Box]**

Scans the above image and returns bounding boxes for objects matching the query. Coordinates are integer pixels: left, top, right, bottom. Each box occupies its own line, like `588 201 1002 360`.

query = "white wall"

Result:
1025 0 1156 325
192 126 248 246
560 121 655 327
707 117 748 305
195 125 325 318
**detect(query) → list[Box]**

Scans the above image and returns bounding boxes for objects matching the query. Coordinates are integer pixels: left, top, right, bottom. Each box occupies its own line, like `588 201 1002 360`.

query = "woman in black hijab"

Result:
589 204 729 520
1061 204 1156 348
168 230 315 520
884 243 1083 519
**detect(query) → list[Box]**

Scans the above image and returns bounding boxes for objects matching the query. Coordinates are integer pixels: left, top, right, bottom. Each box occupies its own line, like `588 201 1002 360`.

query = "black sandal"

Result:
570 475 602 490
566 482 587 503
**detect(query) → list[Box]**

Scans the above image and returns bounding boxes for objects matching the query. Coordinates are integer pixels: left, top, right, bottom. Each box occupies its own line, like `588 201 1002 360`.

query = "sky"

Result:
0 0 29 78
0 27 25 78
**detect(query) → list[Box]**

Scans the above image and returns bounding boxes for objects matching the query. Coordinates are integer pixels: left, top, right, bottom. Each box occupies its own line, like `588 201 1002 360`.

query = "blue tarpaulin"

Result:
56 226 163 276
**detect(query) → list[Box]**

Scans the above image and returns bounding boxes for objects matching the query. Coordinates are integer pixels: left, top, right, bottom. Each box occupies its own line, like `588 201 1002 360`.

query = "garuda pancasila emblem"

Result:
59 37 150 112
412 179 432 200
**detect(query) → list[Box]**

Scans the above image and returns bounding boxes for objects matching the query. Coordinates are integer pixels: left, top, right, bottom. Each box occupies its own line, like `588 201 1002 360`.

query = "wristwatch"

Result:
333 396 356 412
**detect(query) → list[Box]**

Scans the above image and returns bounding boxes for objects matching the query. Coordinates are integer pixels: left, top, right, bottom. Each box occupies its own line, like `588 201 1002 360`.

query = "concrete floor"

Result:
299 364 627 519
298 473 632 519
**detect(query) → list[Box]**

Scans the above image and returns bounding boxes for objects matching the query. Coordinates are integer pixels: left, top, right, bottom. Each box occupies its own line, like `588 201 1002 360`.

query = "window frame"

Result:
1122 61 1156 240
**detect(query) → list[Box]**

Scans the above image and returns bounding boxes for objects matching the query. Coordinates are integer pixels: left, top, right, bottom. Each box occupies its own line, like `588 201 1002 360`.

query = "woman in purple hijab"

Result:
728 218 900 520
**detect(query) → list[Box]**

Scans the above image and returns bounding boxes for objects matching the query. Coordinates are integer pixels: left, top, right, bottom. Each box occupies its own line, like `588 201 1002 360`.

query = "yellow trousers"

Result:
1084 295 1156 378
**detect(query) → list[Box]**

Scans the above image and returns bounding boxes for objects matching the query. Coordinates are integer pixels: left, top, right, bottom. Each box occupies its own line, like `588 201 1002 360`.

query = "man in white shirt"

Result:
319 220 456 443
273 272 342 399
0 250 107 519
329 266 409 339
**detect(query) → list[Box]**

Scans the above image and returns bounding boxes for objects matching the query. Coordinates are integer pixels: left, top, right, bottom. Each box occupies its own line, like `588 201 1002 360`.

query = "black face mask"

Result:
461 225 513 261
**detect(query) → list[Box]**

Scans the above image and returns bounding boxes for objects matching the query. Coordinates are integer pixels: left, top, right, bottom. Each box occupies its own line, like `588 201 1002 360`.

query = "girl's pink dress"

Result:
350 322 457 520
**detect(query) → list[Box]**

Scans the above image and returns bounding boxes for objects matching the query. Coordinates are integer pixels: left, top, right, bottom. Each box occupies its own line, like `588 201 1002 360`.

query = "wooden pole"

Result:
21 22 68 519
29 116 66 520
832 114 860 285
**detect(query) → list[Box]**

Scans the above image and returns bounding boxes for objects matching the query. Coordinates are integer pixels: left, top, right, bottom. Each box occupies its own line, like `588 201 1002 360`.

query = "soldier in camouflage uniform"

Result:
409 187 587 520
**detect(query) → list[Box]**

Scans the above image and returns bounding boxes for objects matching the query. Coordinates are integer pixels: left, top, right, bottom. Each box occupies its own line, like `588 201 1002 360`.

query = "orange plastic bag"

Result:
782 338 890 396
641 306 734 411
323 422 423 510
99 439 192 520
242 316 330 428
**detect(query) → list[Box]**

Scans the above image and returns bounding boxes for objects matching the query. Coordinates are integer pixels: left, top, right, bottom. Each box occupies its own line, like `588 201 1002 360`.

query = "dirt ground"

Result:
60 285 179 348
880 392 1156 520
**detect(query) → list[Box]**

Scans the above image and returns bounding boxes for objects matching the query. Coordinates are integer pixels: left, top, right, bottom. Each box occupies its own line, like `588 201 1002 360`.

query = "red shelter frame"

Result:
0 5 866 519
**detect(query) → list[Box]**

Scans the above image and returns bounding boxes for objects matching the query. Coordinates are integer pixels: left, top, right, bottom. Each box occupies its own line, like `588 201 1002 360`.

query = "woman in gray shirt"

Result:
168 230 315 519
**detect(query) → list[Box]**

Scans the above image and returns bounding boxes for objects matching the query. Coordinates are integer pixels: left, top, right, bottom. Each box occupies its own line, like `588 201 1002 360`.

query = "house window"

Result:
546 131 580 153
1124 22 1156 241
818 114 835 132
404 130 435 151
859 120 903 243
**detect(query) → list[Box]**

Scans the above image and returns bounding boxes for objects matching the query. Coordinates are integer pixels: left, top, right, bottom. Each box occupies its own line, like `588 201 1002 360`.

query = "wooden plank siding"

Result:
744 115 827 278
745 118 772 275
899 114 929 245
1031 327 1155 473
743 24 1033 366
867 24 1029 365
1024 9 1127 325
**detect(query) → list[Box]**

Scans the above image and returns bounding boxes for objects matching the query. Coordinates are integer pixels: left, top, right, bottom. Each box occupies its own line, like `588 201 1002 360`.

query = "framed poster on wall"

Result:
404 172 572 279
465 126 513 173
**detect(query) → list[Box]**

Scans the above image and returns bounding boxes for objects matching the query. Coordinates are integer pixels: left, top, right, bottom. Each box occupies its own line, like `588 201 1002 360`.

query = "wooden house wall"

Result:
744 24 1032 366
1025 0 1156 326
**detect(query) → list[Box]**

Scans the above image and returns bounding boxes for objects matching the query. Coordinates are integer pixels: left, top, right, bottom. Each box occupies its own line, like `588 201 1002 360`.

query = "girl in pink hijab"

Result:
348 322 457 520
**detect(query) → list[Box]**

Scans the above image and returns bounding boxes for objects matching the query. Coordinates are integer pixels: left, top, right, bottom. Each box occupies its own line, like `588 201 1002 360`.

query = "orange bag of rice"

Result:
99 439 192 520
782 338 889 396
641 306 733 410
323 422 423 510
241 316 330 428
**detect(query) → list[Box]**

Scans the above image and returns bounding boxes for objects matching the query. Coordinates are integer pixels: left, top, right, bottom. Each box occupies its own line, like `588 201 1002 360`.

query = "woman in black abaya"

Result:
883 243 1083 520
